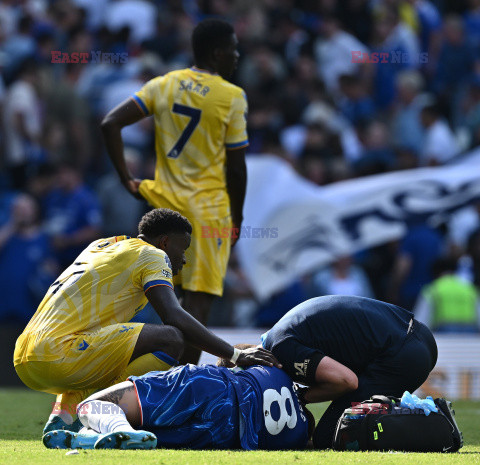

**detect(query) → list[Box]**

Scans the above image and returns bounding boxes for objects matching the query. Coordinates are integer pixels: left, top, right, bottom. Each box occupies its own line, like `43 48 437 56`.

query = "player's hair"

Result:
216 343 256 367
138 208 192 238
191 18 234 65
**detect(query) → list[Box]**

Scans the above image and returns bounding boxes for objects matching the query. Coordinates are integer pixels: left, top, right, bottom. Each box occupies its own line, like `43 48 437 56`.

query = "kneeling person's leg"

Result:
179 291 216 364
313 324 438 450
112 324 184 384
46 323 182 433
176 216 231 364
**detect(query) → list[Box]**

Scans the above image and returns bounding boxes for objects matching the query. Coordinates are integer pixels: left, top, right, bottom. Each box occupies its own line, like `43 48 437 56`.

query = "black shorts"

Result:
268 337 325 385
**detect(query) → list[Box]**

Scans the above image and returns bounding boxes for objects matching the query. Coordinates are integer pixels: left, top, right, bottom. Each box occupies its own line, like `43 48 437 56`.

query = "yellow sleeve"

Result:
132 246 174 293
133 77 162 116
225 90 249 149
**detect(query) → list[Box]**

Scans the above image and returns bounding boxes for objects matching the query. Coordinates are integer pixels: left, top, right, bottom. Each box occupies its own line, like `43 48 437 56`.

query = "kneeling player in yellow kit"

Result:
14 208 279 435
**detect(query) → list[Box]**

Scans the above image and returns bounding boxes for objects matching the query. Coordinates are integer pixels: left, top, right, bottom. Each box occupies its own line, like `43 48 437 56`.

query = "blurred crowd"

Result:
1 0 480 332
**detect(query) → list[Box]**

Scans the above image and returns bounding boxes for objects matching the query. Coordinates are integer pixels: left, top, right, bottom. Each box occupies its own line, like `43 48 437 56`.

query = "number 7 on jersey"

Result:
167 103 202 158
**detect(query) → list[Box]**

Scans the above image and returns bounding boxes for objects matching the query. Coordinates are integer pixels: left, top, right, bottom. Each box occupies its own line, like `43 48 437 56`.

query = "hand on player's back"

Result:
236 346 282 368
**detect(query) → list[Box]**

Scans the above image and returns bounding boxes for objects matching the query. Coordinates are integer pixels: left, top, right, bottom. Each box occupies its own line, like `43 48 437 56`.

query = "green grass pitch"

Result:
1 388 479 464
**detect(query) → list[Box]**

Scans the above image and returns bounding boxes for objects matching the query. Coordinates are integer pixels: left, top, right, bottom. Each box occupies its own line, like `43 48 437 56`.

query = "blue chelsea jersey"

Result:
229 366 309 450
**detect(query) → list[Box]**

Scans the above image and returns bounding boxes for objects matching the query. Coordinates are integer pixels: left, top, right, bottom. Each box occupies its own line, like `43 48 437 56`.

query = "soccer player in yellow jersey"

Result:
101 19 247 363
14 208 279 435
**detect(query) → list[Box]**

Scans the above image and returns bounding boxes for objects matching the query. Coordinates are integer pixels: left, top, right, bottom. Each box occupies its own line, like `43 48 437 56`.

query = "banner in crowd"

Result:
237 150 480 301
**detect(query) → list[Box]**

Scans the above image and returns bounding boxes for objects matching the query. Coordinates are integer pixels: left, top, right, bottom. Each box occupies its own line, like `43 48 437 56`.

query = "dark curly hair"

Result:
138 208 192 237
192 18 234 65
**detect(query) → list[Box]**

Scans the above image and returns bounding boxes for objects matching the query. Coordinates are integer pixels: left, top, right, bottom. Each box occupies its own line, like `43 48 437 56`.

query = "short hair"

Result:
138 208 192 238
216 343 256 367
191 19 234 65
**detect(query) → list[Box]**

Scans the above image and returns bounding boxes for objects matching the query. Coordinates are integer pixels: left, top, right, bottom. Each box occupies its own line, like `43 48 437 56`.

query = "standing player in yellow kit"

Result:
101 19 248 363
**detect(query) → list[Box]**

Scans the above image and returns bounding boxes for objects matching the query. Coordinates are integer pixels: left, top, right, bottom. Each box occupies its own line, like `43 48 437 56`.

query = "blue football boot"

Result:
94 430 157 450
43 429 98 449
43 416 83 435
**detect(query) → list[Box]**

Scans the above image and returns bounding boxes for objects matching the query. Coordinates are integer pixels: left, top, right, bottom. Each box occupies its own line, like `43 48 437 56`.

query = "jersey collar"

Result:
191 66 219 76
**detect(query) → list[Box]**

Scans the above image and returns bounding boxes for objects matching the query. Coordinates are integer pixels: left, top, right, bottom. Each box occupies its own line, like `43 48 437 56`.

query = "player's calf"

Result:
77 381 141 429
74 390 156 450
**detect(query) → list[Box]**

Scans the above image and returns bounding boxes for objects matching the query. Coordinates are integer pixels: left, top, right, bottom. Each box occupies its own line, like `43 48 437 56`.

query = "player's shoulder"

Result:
216 78 246 99
130 237 166 256
157 68 194 83
103 236 164 258
245 365 278 374
244 365 288 382
134 238 172 266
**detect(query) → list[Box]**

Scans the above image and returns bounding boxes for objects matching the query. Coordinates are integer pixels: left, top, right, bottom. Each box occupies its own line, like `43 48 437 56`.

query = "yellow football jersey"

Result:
14 236 173 365
133 67 248 220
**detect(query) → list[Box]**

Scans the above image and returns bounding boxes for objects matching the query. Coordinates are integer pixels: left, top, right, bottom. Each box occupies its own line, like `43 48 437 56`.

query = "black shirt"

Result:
263 295 413 374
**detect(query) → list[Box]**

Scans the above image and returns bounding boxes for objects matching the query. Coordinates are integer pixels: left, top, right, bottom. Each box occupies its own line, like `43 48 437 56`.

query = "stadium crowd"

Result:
1 0 480 331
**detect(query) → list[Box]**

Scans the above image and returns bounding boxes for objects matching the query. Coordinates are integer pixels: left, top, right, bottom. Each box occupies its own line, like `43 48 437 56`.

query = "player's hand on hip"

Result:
123 178 144 200
236 347 282 368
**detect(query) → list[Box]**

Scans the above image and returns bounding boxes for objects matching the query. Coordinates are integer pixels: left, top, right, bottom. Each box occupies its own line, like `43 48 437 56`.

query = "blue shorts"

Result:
129 364 240 449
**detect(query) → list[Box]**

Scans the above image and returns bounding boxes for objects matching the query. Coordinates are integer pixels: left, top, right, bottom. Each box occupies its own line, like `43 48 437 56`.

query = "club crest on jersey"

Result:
78 340 90 351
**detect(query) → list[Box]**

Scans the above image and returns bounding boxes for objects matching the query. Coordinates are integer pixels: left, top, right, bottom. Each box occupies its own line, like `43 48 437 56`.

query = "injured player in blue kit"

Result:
43 364 313 450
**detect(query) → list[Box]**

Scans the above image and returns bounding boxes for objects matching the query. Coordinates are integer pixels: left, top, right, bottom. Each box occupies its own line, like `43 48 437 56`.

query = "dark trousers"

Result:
313 321 438 449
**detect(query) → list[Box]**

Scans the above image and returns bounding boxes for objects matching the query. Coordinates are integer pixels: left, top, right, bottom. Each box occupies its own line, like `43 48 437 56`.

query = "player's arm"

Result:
226 147 247 247
301 356 358 404
146 285 281 368
101 98 147 199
